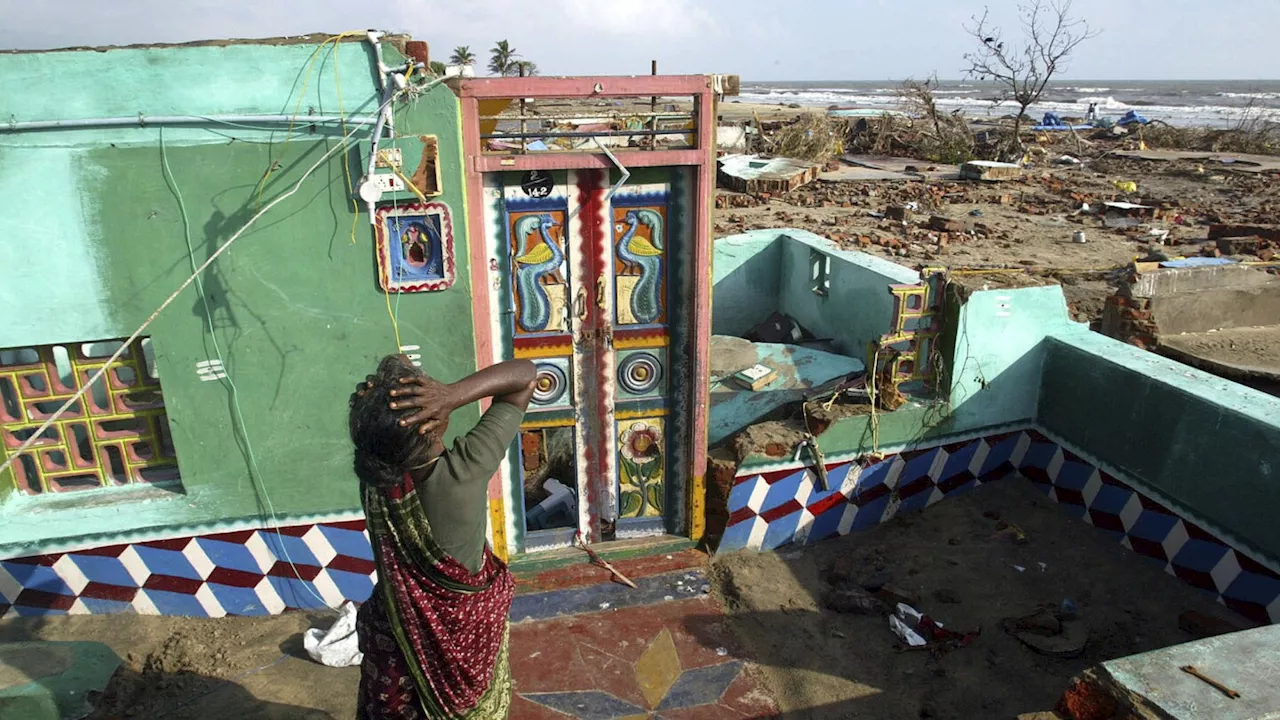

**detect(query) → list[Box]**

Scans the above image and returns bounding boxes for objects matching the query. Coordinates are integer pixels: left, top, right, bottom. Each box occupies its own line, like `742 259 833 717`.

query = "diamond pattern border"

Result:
3 429 1278 624
0 519 374 619
720 430 1280 624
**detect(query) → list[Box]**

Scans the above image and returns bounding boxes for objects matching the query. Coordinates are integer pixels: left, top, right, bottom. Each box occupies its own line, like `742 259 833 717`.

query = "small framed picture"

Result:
374 202 456 292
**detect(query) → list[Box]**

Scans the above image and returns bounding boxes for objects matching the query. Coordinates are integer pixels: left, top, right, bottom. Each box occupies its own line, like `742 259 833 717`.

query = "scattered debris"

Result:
744 312 807 344
574 533 637 588
889 602 980 652
764 112 850 164
303 602 362 668
731 364 778 391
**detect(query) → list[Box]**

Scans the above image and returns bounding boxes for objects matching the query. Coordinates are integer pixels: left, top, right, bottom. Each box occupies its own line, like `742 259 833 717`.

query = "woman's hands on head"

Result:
389 375 457 436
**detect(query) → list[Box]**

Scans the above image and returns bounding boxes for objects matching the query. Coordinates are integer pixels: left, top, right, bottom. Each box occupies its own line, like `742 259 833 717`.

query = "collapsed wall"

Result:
1101 263 1280 392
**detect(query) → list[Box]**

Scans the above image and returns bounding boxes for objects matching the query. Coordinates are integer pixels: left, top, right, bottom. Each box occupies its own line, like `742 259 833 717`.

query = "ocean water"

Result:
737 79 1280 128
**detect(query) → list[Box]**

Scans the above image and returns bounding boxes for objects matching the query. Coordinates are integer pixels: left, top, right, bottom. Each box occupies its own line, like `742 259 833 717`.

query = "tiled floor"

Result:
507 554 778 719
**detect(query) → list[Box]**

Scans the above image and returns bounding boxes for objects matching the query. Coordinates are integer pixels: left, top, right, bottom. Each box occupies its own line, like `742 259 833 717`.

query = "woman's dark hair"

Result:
349 355 435 487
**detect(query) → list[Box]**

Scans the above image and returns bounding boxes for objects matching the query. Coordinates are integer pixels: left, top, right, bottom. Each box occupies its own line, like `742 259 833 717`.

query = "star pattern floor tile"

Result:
510 592 778 718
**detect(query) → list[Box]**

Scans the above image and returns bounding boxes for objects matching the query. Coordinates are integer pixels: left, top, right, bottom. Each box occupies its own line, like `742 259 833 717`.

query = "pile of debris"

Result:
822 555 981 655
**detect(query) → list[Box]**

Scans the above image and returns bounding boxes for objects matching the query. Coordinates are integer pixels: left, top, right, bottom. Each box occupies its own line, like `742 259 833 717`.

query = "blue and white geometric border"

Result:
719 430 1280 625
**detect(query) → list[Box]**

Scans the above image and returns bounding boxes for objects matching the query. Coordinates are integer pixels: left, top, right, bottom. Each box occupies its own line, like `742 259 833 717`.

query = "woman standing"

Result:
348 355 535 719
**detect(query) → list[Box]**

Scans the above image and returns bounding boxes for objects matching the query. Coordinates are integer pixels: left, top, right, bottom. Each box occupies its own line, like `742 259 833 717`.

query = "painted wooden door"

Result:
482 167 694 552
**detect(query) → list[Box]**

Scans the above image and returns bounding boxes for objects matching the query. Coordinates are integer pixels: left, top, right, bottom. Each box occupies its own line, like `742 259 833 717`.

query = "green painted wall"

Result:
0 40 479 557
1039 330 1280 566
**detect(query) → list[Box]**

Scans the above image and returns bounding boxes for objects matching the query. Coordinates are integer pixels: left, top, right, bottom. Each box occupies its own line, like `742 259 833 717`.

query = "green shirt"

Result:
418 401 524 573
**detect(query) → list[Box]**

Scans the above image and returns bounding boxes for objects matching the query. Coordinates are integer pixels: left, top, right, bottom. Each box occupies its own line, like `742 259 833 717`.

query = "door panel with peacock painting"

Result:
486 167 693 550
508 209 570 338
609 174 684 534
612 202 667 328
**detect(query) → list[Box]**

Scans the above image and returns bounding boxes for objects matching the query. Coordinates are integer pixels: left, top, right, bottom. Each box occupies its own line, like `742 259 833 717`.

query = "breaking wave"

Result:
1217 91 1280 100
736 86 1280 128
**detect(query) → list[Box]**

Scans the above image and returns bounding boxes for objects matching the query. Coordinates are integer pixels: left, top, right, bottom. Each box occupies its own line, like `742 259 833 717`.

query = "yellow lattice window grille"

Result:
0 338 180 494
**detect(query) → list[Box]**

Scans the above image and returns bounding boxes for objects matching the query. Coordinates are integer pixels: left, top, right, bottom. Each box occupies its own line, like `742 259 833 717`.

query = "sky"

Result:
0 0 1275 81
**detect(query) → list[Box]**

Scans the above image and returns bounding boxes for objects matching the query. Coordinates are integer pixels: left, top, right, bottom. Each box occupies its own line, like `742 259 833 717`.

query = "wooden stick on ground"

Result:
574 534 638 588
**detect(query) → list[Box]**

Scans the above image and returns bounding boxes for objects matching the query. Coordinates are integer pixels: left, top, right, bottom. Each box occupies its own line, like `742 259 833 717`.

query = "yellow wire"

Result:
333 36 362 245
254 32 362 211
383 286 404 350
392 167 428 203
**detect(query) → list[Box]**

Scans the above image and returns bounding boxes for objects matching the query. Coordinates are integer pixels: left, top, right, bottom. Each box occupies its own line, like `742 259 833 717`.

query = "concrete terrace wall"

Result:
711 229 920 355
711 232 783 337
1039 330 1280 569
0 40 479 558
776 231 920 358
718 280 1280 620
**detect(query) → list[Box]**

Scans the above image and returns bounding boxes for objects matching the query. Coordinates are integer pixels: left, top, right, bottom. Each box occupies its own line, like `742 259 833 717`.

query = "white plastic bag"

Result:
304 601 364 668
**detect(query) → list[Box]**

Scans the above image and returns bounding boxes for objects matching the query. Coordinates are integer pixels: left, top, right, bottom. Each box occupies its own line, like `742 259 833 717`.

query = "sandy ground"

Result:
0 611 355 719
1160 325 1280 375
708 480 1250 720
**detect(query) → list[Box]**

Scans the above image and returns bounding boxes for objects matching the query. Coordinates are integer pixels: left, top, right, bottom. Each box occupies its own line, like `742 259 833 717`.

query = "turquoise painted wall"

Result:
711 232 782 336
948 285 1077 429
775 230 920 358
0 39 480 558
1039 330 1280 566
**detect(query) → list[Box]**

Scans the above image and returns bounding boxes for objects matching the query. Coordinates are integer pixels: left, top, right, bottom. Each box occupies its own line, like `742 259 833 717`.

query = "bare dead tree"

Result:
963 0 1098 157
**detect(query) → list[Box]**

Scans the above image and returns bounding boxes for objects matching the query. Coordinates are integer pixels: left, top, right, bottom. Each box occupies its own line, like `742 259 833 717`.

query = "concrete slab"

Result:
961 160 1023 181
839 154 963 181
1149 275 1280 335
820 164 914 182
709 336 863 445
1160 325 1280 383
1112 149 1280 174
1100 625 1280 718
717 154 822 194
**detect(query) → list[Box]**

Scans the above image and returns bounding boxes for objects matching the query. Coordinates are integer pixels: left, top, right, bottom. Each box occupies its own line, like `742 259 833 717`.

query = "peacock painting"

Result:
614 209 664 325
513 214 564 333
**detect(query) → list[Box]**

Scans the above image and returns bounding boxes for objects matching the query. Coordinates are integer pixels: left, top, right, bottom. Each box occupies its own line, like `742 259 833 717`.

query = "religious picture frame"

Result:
374 201 456 293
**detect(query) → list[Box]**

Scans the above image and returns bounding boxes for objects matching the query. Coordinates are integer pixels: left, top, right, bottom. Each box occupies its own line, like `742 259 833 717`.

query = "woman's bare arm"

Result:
390 360 536 433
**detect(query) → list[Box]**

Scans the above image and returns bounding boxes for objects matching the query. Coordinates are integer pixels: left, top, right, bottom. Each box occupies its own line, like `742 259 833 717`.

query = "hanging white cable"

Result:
0 104 387 480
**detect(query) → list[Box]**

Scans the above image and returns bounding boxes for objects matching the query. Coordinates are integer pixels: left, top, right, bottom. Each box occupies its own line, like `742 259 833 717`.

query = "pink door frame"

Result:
456 75 717 553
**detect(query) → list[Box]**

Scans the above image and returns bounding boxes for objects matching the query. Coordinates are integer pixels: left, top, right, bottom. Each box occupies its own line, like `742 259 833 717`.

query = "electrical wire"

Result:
159 127 329 607
253 32 363 211
0 108 383 489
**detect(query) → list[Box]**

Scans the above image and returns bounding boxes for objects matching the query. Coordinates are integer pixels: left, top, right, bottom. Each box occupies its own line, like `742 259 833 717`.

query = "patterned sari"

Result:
357 471 515 719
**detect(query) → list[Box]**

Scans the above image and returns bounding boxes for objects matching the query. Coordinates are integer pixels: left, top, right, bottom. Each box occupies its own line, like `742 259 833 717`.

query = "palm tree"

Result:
449 46 475 66
514 60 538 77
488 40 517 77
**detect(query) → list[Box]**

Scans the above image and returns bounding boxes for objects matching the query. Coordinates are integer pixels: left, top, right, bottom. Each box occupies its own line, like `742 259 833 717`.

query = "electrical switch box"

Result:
364 135 442 203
